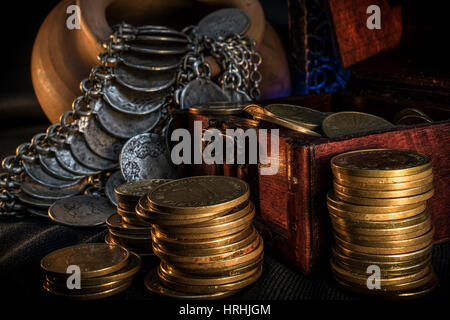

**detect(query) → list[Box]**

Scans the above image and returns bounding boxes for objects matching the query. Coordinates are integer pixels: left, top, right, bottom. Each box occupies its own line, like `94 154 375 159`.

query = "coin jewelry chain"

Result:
0 9 261 218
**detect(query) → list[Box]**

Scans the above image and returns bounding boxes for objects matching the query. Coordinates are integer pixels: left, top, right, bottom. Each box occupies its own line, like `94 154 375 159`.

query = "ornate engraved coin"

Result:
195 8 250 39
48 195 116 227
120 133 177 182
322 111 395 138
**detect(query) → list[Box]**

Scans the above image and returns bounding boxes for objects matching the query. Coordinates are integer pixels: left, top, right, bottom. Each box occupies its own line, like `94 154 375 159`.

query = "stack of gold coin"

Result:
137 176 264 299
328 149 438 298
40 243 141 300
105 179 171 257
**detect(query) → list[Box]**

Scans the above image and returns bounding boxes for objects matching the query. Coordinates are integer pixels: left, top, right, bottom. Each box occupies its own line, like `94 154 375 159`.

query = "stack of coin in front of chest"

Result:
137 176 264 299
328 149 438 299
105 179 171 258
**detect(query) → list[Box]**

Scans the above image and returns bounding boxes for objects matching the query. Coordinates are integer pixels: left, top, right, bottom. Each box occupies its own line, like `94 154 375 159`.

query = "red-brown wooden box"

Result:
177 92 450 274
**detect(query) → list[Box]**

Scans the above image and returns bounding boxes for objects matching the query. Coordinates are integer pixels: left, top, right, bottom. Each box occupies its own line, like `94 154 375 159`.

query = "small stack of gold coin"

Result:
137 176 264 299
328 149 438 298
40 243 141 300
105 179 171 257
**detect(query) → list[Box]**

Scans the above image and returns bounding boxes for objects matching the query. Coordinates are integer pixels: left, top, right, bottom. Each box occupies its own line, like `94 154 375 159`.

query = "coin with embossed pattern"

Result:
195 8 250 39
115 178 172 203
322 111 395 138
49 195 116 227
120 133 177 182
264 104 327 130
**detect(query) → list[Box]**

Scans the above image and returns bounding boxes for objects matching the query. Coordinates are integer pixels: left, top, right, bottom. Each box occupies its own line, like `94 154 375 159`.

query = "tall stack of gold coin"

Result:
136 176 264 299
328 149 438 298
105 179 171 257
41 243 141 300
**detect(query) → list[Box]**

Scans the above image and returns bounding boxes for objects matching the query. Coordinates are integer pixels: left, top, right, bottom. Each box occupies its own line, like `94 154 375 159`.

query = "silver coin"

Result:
82 117 125 161
94 98 162 139
22 161 82 188
103 82 169 115
48 195 115 227
133 34 189 45
118 51 183 71
68 133 118 171
16 191 54 209
127 25 188 38
112 65 176 92
39 153 83 181
179 78 229 109
127 43 191 55
27 207 49 219
196 8 250 39
225 88 252 103
54 147 99 176
105 171 125 207
120 133 177 182
21 174 86 200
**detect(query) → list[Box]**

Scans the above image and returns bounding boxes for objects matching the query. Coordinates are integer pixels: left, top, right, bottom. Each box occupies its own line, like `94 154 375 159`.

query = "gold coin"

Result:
153 232 260 264
154 220 252 240
332 268 436 295
136 195 229 225
333 225 431 241
332 246 431 272
154 227 259 257
327 202 427 221
158 264 262 294
264 104 327 130
162 255 264 278
151 226 255 251
332 219 431 236
244 104 321 136
322 112 395 138
333 168 433 184
45 275 132 294
115 179 172 202
144 268 239 300
331 259 431 287
390 273 438 299
334 188 434 206
156 203 255 235
40 243 129 278
106 214 151 235
327 191 426 214
159 261 262 286
160 236 264 272
116 206 138 219
333 181 433 199
117 201 140 212
329 209 429 229
188 101 247 115
43 278 132 300
393 108 431 123
148 176 250 215
335 227 434 248
331 149 431 177
189 201 251 227
120 215 152 227
334 241 433 262
47 251 141 286
334 174 433 191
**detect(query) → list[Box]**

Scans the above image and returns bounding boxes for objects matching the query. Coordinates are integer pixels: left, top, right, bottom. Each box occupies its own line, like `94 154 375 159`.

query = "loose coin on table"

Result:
264 104 327 131
48 195 115 227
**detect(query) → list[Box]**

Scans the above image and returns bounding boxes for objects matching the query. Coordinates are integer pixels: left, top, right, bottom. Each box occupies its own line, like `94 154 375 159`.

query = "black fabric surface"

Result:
0 122 449 301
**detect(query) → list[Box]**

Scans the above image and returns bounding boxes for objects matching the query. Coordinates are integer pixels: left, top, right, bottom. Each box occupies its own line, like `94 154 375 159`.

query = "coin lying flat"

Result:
393 108 432 124
106 214 151 235
144 269 239 300
334 188 434 206
333 168 433 184
331 149 431 178
41 243 129 278
16 191 54 209
334 174 433 191
115 178 172 203
120 133 177 182
264 104 327 131
333 181 434 199
322 111 395 138
148 176 250 215
49 195 116 227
